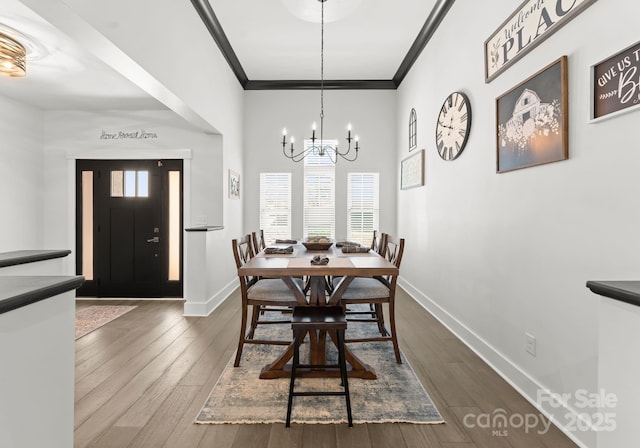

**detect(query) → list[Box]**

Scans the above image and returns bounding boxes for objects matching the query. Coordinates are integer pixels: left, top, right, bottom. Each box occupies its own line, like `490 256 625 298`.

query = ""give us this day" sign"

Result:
592 41 640 120
484 0 598 83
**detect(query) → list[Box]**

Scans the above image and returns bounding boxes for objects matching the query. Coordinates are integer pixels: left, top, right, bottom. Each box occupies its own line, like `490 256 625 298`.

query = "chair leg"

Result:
286 328 302 427
234 302 249 367
389 300 401 364
374 303 389 336
336 329 353 427
247 305 260 339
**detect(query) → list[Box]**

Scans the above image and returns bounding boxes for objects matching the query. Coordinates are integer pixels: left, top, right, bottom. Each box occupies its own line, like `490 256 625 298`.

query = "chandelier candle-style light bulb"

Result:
280 0 360 163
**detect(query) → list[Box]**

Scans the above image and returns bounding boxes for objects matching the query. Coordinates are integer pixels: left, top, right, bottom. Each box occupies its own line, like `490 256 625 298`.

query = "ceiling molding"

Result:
193 0 455 91
190 0 248 88
245 79 397 90
393 0 456 86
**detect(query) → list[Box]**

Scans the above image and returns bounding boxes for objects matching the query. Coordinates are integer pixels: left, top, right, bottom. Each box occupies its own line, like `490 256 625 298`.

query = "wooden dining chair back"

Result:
370 230 387 257
232 235 301 367
251 230 266 255
340 235 405 363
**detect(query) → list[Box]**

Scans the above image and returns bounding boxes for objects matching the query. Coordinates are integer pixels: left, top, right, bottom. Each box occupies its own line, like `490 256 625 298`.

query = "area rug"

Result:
195 311 444 425
75 305 137 340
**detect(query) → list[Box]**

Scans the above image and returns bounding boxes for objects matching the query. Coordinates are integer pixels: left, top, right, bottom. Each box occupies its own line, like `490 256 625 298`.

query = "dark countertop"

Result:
185 225 224 232
586 281 640 308
0 250 71 268
0 276 85 314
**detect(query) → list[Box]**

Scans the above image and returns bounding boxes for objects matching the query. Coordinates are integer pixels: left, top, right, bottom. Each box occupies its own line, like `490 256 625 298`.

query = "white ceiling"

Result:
211 0 438 80
0 0 439 111
0 0 164 110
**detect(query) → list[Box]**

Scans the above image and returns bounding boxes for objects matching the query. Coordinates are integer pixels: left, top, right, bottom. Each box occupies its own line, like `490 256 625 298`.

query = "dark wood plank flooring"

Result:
74 290 578 448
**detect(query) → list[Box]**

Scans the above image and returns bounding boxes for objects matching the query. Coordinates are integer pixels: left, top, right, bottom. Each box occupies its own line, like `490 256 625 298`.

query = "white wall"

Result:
396 1 640 447
0 95 44 251
23 0 246 303
42 109 223 243
243 90 397 239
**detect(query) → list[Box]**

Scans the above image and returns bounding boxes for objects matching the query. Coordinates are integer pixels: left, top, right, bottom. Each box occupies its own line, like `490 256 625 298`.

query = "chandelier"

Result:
0 31 26 77
281 0 360 163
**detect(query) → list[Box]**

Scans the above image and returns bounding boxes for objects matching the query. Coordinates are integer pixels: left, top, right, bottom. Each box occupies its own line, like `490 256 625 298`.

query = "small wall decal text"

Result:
100 129 158 140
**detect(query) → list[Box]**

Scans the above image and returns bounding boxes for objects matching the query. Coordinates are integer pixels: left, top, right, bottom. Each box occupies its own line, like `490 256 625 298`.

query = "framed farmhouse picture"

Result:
496 56 568 173
229 169 240 199
400 149 424 189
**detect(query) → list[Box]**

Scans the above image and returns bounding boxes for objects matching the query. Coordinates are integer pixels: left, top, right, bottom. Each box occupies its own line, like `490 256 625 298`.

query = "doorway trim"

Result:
67 148 192 299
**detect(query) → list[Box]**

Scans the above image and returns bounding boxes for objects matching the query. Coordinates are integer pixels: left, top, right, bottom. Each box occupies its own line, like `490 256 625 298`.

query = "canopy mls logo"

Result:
485 0 598 82
463 388 618 437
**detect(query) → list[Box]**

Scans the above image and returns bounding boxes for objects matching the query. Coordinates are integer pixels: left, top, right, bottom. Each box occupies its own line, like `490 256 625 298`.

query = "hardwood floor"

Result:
74 291 578 448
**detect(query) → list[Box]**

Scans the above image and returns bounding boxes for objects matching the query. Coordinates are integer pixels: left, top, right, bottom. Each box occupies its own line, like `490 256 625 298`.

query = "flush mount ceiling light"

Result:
281 0 360 163
0 31 26 77
281 0 363 23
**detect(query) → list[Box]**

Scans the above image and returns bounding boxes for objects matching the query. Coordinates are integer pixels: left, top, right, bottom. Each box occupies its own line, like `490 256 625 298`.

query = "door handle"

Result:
147 236 160 243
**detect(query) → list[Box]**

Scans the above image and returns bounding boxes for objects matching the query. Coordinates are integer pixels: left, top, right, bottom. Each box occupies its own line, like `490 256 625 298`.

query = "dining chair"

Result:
343 231 387 335
340 234 405 363
251 229 266 256
232 235 302 367
370 230 387 256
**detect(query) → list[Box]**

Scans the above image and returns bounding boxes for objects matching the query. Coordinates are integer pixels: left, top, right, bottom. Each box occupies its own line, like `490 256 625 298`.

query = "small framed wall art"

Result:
400 149 424 190
229 169 240 199
409 108 417 151
591 40 640 121
496 56 568 173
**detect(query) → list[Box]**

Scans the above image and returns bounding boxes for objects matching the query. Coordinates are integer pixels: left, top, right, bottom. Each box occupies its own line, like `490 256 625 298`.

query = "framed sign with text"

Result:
484 0 597 83
400 149 424 190
592 40 640 121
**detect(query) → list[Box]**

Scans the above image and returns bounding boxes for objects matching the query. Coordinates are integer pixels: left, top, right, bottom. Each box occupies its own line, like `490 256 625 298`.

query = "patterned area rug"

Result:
75 305 137 340
196 311 444 425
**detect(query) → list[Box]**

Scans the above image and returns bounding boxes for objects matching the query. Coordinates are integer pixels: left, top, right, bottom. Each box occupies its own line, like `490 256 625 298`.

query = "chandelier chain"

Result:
320 0 325 142
280 0 359 163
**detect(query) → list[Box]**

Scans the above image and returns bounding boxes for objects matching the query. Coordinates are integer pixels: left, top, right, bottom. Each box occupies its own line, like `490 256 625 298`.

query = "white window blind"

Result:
304 142 336 239
260 173 292 245
347 173 379 246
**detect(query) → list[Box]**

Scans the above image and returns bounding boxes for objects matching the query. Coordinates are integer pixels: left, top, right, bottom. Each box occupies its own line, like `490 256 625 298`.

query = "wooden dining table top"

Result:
238 243 398 278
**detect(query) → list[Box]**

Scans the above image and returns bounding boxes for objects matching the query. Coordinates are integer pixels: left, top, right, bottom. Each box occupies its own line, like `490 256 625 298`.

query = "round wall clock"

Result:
435 91 472 161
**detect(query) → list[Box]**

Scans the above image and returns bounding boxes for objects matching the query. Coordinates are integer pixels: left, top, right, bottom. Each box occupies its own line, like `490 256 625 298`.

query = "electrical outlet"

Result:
525 333 536 357
195 215 208 226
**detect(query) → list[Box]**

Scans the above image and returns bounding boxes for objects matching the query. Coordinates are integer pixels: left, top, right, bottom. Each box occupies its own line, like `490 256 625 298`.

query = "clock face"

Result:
435 92 471 161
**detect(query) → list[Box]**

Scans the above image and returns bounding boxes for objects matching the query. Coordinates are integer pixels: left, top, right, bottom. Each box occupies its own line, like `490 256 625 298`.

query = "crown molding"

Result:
190 0 248 88
192 0 456 91
393 0 455 86
245 79 397 90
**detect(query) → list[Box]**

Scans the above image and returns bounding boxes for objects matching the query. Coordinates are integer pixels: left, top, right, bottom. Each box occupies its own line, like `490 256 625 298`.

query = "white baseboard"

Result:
398 276 595 448
182 277 238 317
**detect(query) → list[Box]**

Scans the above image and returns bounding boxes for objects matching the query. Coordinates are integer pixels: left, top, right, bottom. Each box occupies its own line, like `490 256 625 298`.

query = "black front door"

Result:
76 159 183 297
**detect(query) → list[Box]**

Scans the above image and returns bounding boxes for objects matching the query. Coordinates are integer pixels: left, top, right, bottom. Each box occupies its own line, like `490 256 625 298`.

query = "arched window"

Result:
409 108 417 151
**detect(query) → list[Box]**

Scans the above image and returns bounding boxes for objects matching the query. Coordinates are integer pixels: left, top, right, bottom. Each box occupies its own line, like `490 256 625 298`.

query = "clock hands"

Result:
438 120 453 130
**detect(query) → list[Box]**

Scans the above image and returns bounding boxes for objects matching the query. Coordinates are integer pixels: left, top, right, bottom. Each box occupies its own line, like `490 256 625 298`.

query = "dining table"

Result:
238 241 398 380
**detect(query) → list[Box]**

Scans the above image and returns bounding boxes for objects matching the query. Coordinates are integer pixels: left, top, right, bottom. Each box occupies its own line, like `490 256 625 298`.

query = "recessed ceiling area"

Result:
208 0 442 84
0 0 165 110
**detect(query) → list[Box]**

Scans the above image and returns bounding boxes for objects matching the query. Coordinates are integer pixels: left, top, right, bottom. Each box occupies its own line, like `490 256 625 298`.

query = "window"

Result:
409 108 417 150
347 173 379 246
304 143 336 239
260 173 292 245
111 170 148 197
